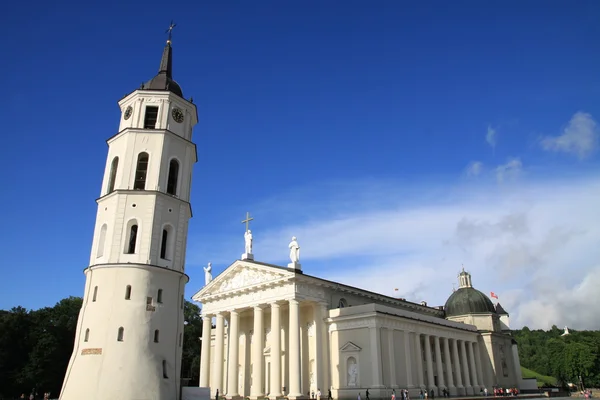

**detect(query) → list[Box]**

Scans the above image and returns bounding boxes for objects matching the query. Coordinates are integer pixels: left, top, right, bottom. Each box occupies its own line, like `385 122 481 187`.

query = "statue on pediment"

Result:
204 262 213 286
289 236 300 263
245 230 253 254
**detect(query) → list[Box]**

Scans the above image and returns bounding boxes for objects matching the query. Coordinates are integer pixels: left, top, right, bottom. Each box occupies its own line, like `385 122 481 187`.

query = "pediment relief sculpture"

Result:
214 266 289 294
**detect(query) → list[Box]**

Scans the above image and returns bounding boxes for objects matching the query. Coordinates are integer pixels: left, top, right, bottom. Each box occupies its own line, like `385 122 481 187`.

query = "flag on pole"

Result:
490 292 498 299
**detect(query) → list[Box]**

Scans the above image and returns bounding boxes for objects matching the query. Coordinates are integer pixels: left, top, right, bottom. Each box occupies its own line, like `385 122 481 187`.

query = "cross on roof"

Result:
241 212 254 233
165 21 177 42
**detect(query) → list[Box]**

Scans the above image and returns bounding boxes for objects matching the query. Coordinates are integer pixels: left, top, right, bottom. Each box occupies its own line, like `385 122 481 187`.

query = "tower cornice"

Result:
106 128 198 163
96 189 194 218
85 262 190 282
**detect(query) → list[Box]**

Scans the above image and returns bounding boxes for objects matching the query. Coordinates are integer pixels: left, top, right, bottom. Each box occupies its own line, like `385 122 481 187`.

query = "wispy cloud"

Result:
495 158 522 183
189 173 600 330
541 112 599 159
486 125 497 150
466 161 483 177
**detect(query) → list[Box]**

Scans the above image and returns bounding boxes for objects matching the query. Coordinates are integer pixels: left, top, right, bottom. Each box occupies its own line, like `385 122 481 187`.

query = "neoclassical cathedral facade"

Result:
193 260 524 400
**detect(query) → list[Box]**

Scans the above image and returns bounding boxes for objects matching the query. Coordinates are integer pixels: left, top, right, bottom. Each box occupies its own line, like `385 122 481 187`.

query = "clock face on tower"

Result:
124 106 133 120
172 108 184 123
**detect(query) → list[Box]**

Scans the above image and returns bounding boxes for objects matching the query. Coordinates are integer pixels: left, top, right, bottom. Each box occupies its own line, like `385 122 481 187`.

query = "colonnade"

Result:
199 299 328 400
408 333 485 396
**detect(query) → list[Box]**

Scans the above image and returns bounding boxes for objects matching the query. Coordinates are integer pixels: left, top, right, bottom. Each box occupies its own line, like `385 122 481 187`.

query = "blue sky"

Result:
1 0 600 329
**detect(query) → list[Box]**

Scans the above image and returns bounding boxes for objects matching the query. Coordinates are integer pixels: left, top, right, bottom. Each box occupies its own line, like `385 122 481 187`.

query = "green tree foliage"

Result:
0 297 202 399
513 326 600 389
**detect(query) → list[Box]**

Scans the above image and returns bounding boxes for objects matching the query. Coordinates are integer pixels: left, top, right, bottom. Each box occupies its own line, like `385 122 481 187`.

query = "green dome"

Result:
444 287 496 317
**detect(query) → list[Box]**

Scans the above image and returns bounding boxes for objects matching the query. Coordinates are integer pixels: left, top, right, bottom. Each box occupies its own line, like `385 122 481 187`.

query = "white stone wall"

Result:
60 265 187 399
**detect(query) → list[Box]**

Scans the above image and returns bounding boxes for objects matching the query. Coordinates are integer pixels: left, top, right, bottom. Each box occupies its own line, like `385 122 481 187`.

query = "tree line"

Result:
512 326 600 389
0 297 201 399
2 298 599 398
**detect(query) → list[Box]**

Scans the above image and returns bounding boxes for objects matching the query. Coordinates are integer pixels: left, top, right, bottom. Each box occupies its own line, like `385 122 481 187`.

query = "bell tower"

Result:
60 27 198 400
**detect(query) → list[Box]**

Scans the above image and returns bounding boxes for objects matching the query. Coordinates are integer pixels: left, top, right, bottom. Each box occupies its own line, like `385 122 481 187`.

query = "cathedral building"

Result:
193 259 523 400
60 31 197 400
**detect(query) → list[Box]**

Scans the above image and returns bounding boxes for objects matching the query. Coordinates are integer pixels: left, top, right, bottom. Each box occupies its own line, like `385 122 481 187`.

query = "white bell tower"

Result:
60 28 198 400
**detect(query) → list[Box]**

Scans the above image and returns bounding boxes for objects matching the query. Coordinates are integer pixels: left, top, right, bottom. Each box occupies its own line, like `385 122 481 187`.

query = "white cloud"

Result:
189 174 600 330
466 161 483 177
495 158 522 183
486 126 497 149
541 112 599 159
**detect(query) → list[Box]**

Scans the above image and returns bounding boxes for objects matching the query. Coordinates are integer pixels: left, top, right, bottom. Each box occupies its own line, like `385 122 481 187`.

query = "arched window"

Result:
160 225 174 260
84 329 90 342
97 224 107 258
166 159 179 195
125 285 132 300
338 298 348 308
157 289 163 303
126 223 138 254
133 152 149 190
160 229 169 259
154 329 160 343
117 327 124 342
92 286 98 302
107 157 119 193
162 360 168 378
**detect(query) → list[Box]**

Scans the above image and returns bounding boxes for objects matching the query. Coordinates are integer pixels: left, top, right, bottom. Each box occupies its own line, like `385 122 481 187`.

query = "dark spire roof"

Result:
495 302 509 315
141 39 183 97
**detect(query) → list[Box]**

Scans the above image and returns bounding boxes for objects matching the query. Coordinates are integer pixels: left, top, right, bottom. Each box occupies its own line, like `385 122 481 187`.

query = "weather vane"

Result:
165 21 177 42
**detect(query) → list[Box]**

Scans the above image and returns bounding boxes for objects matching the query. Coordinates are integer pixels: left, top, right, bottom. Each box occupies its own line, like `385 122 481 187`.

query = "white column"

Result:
469 342 480 392
200 315 212 387
370 325 384 388
415 333 425 389
452 339 464 394
227 311 240 398
320 304 330 392
443 338 455 395
434 336 445 393
251 306 265 398
288 299 302 398
388 328 398 388
460 340 472 395
424 334 435 391
270 303 282 398
212 313 225 394
475 342 486 390
314 303 325 392
404 332 414 388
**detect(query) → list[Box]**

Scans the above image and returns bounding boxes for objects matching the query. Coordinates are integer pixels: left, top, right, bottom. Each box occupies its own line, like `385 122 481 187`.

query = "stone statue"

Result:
289 236 300 263
348 360 358 386
244 230 253 254
204 262 213 286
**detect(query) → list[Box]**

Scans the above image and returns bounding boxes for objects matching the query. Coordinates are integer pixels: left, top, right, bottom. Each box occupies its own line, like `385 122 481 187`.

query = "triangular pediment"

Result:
340 341 362 352
193 261 294 301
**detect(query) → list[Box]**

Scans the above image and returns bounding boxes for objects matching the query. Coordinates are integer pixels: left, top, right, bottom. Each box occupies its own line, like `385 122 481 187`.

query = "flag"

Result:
490 292 498 299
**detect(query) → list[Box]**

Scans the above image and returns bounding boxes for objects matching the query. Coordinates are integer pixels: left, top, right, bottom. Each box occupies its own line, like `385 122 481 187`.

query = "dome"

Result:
444 268 496 317
143 74 183 97
444 287 496 317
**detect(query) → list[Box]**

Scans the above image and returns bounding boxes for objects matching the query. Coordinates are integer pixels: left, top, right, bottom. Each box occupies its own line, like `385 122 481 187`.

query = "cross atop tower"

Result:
165 21 177 43
241 212 254 233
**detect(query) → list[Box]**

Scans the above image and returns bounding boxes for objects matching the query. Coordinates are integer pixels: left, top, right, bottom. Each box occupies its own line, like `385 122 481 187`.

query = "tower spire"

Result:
142 22 184 97
158 21 176 78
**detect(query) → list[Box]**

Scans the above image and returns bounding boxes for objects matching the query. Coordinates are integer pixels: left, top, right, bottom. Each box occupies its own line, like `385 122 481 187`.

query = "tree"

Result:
182 300 202 386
